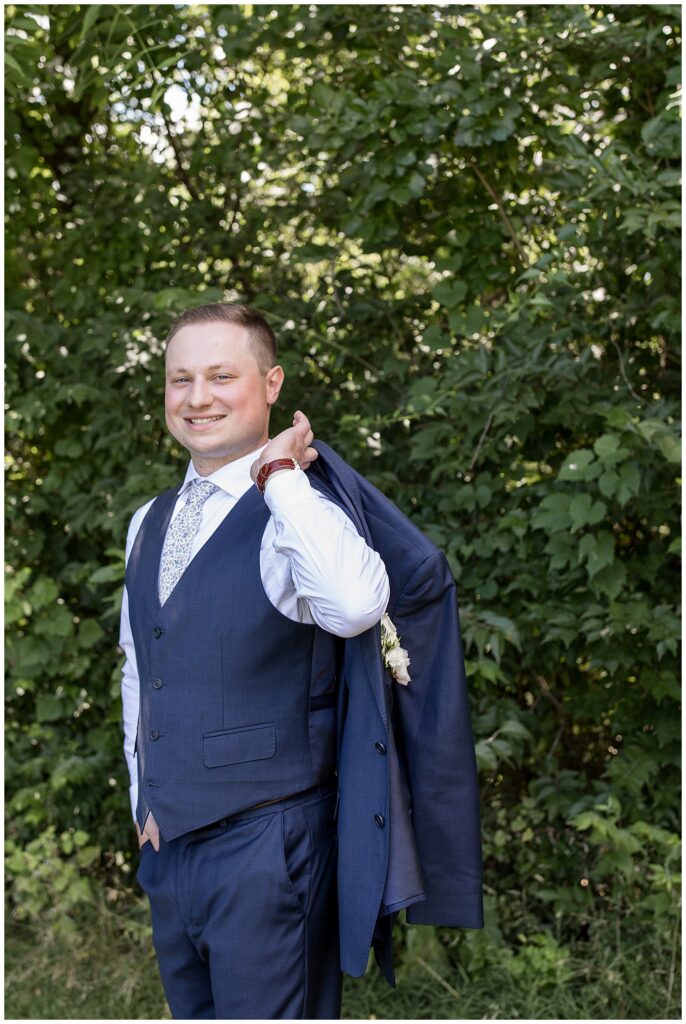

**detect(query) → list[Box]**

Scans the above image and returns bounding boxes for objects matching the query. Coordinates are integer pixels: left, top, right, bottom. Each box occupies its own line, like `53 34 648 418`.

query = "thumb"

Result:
292 410 309 433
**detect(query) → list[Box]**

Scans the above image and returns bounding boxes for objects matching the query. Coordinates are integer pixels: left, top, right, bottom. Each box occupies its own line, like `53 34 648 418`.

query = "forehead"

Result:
165 321 255 369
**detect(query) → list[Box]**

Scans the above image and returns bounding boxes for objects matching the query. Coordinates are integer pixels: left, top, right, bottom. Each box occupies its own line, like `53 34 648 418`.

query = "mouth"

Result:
184 415 227 428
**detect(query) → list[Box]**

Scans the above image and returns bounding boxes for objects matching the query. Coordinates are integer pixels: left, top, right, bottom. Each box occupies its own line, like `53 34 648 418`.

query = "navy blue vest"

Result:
125 482 339 841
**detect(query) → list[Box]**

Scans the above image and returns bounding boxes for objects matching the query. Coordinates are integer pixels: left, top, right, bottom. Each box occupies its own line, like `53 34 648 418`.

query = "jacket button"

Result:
374 741 386 755
374 813 385 829
150 729 160 740
152 678 163 689
152 626 163 638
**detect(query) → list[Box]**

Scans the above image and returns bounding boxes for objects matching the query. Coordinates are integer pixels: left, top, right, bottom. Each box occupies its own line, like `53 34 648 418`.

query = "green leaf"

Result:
80 4 102 39
78 619 104 648
558 449 595 481
88 565 124 585
433 279 467 308
593 434 628 464
532 494 572 533
597 469 619 499
500 719 532 741
407 171 426 197
29 578 59 610
658 433 680 463
592 560 627 598
5 53 26 78
569 493 606 530
420 326 443 351
617 463 641 505
475 740 498 771
568 811 598 831
578 530 615 577
36 694 65 723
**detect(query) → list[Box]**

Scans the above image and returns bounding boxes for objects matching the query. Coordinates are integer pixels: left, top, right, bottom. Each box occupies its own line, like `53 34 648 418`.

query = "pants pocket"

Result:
279 805 312 916
135 838 156 888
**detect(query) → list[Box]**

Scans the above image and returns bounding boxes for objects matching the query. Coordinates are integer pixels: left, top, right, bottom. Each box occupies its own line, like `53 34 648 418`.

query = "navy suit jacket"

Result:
307 440 484 986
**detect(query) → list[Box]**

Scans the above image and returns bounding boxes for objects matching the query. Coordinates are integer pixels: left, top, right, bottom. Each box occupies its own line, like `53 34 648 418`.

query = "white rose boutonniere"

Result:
381 613 411 685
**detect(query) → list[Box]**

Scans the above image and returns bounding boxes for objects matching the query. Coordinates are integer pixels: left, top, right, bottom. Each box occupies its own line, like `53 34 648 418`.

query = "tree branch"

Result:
467 157 528 266
158 104 201 202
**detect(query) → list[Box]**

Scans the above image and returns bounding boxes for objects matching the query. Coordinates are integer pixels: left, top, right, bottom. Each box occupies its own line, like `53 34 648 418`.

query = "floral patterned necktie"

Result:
158 478 219 605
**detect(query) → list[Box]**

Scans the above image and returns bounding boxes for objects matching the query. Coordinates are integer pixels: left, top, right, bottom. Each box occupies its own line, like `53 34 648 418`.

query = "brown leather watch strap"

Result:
255 457 300 492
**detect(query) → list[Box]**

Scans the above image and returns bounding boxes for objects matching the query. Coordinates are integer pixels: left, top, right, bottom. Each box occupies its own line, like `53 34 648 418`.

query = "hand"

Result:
250 410 319 485
136 812 160 851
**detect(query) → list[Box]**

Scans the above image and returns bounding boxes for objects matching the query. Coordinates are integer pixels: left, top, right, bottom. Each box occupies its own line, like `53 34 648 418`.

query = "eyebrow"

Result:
166 364 238 376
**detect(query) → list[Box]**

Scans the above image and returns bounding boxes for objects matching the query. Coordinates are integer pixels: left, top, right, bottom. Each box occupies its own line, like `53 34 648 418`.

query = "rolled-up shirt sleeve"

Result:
261 468 390 638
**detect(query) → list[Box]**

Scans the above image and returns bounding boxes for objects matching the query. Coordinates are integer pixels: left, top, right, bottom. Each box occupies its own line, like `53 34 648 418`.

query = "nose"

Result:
186 377 213 409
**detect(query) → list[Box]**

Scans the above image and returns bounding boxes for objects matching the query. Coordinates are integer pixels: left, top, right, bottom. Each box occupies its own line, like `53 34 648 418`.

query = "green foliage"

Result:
5 826 97 933
5 2 680 1008
3 892 682 1019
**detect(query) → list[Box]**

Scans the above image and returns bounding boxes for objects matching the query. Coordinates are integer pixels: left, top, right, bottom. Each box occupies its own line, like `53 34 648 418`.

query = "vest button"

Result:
152 678 163 689
374 813 385 829
153 626 163 638
374 741 386 755
150 729 160 740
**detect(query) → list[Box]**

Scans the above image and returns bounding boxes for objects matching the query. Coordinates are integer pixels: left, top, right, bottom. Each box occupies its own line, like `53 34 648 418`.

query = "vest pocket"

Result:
202 723 276 769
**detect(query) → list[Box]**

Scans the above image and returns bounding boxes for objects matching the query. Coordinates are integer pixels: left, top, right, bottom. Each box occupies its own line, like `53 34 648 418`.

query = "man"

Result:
120 302 484 1019
119 303 391 1018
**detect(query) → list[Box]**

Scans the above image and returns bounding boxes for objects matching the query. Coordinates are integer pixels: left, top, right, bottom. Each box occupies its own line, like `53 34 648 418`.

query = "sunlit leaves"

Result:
4 3 681 941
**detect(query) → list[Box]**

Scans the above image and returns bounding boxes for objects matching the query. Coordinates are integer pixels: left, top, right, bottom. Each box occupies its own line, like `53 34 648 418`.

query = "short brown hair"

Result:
164 302 278 375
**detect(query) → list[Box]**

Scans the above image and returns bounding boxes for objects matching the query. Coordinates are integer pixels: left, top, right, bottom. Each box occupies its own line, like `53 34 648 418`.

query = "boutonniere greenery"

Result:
380 613 411 685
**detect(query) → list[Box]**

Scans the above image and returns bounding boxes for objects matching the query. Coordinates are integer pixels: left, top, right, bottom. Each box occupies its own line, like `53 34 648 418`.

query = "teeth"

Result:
189 416 224 424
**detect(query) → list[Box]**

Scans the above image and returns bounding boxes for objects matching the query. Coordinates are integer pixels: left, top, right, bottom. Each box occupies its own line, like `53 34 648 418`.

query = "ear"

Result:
265 364 285 406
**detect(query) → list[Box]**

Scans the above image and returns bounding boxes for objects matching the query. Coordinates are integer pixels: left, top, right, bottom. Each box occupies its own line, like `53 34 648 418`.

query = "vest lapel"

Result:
146 483 265 612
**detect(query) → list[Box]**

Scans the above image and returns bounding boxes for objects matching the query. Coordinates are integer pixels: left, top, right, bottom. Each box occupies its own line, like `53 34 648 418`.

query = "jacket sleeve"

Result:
390 549 484 927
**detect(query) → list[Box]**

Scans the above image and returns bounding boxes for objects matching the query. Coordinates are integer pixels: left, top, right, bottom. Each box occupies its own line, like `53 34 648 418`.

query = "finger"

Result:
293 411 311 435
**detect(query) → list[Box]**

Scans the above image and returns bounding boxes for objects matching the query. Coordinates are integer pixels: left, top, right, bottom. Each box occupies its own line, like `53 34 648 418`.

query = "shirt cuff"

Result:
262 466 312 512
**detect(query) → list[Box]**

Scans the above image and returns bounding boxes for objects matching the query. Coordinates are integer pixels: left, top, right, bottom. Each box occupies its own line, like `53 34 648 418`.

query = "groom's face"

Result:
164 321 284 474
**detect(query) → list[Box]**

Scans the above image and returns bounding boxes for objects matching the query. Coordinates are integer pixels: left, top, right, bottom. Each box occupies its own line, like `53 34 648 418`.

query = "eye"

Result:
213 374 232 382
172 376 190 384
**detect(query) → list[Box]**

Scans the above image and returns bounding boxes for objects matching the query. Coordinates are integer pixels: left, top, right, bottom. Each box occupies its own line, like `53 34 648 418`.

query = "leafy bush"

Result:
5 4 680 1003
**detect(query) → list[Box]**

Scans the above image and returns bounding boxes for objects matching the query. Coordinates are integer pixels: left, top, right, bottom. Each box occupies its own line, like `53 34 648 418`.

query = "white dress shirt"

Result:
119 441 390 820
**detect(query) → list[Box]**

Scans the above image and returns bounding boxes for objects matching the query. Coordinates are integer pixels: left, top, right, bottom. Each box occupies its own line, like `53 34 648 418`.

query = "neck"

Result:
190 439 269 477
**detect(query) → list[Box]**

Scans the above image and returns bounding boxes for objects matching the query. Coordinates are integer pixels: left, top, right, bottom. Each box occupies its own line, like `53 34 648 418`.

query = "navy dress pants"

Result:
136 785 342 1019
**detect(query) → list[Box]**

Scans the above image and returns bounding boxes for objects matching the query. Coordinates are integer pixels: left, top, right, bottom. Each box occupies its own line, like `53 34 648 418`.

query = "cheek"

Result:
227 385 252 410
164 397 184 428
165 389 186 414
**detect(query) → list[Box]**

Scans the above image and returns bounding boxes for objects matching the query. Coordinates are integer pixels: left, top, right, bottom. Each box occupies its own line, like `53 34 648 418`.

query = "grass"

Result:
4 890 681 1020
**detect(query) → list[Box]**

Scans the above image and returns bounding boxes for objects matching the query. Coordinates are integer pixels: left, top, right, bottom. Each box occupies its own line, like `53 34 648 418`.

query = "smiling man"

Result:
119 301 484 1020
119 303 391 1018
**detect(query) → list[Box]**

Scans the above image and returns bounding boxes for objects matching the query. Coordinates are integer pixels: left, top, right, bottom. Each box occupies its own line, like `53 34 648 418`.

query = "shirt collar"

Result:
178 441 271 500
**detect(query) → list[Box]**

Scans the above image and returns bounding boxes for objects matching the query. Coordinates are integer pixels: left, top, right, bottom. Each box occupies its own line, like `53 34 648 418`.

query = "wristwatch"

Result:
255 457 301 493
